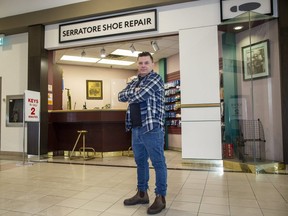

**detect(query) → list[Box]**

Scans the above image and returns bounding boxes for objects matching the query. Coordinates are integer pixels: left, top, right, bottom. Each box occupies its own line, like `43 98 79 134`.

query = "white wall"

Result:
60 64 136 110
0 33 28 152
167 53 179 74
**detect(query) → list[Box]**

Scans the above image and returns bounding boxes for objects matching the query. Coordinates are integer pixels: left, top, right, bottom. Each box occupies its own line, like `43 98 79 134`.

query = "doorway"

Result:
53 36 181 151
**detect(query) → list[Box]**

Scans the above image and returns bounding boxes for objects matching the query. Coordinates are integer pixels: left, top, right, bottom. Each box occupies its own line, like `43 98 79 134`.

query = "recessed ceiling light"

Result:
233 26 243 30
112 49 141 57
112 49 154 57
61 55 99 63
98 59 134 66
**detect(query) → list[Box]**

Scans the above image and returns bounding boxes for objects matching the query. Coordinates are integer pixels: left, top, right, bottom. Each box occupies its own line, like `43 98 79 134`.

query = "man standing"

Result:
118 51 167 214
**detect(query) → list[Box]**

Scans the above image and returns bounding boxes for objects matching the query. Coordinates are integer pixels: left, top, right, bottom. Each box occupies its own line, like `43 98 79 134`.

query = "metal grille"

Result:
236 119 266 162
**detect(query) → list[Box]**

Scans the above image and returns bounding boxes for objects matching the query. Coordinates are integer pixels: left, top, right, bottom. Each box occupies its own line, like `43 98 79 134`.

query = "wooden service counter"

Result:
48 109 131 153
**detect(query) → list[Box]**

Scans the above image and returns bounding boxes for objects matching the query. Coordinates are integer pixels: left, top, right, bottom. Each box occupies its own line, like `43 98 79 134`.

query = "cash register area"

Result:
0 150 287 216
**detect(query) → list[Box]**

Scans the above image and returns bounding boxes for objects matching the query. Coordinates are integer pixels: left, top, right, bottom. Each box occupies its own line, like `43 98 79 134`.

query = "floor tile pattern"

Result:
0 151 287 216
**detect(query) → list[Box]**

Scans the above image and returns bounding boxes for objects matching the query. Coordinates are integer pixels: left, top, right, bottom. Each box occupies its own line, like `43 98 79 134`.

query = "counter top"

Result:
49 109 127 123
49 109 126 113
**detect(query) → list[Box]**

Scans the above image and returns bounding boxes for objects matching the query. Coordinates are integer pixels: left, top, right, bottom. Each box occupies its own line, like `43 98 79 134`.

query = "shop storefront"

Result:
45 1 222 160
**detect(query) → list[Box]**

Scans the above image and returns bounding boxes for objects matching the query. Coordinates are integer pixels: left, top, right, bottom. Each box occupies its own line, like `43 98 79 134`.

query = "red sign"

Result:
223 143 234 159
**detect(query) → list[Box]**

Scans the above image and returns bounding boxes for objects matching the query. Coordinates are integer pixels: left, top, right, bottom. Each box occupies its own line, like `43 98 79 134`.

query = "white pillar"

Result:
180 25 222 159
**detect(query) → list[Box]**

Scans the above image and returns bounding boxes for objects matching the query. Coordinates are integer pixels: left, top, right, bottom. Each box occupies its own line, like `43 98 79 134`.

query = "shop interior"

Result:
47 34 186 169
52 35 179 110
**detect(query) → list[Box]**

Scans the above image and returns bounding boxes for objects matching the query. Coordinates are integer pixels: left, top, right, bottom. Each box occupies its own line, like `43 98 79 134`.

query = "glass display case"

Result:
218 11 281 163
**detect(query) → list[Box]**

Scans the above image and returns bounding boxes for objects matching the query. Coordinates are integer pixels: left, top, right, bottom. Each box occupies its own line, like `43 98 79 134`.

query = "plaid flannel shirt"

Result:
118 71 165 133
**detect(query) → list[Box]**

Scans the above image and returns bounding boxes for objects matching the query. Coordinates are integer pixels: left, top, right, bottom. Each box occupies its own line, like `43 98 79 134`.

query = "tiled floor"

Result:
0 151 287 216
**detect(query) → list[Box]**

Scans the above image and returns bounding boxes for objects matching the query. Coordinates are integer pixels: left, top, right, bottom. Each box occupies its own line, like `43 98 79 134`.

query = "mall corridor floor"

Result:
0 157 287 216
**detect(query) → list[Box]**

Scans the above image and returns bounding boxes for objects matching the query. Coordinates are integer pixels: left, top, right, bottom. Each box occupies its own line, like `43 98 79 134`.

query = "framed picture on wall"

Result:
86 80 103 99
242 40 270 81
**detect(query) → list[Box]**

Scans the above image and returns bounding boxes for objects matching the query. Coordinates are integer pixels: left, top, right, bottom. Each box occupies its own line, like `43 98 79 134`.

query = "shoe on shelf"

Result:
123 190 149 206
147 194 166 214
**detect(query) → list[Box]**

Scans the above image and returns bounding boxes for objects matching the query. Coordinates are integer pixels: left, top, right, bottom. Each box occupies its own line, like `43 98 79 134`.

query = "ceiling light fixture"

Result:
112 49 140 57
98 59 134 66
233 25 244 30
112 49 154 57
100 48 106 58
81 50 86 57
151 41 159 52
130 44 136 53
60 55 99 63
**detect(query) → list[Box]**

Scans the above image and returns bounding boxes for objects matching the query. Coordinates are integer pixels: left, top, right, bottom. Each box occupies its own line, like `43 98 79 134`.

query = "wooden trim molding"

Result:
181 103 220 108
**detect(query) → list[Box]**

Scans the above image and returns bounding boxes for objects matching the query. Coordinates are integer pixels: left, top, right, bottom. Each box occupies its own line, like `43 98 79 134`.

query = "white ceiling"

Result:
0 0 88 18
55 35 179 70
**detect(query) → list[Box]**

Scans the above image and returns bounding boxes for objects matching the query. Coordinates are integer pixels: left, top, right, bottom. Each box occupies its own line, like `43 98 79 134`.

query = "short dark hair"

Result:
137 51 153 62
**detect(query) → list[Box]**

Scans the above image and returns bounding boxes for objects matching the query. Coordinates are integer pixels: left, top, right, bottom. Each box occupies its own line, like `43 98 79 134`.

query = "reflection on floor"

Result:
1 150 286 174
46 150 287 174
0 151 287 216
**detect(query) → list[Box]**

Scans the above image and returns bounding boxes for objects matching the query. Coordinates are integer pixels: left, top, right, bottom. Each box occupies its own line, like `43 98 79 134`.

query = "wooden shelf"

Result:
165 71 181 135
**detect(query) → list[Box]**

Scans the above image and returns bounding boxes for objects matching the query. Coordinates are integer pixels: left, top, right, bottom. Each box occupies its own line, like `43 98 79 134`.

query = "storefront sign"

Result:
59 10 157 43
220 0 273 21
24 90 40 122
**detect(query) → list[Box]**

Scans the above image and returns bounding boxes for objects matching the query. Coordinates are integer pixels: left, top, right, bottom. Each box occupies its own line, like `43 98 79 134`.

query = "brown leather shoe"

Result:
123 190 149 206
147 195 166 214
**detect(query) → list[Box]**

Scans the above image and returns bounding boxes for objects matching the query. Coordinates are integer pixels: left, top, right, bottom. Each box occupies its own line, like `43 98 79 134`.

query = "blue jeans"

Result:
131 126 167 196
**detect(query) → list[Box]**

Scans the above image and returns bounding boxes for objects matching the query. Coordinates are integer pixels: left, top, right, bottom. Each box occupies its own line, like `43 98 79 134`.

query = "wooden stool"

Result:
127 146 133 157
69 130 95 160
